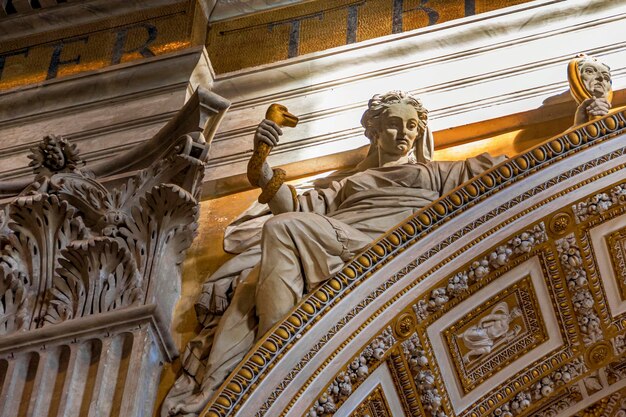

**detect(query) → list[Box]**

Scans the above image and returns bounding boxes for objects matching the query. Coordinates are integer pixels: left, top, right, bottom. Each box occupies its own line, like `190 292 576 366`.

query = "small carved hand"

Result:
574 97 610 125
254 119 283 151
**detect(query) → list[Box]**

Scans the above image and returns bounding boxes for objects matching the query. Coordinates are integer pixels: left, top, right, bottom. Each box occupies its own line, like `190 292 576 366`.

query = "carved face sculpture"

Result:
376 103 420 157
579 61 611 98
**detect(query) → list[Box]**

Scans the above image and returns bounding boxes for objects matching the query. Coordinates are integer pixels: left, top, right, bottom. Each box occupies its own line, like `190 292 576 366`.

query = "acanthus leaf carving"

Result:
48 173 110 230
0 252 31 334
108 151 203 217
119 184 198 299
0 129 207 335
0 193 85 332
44 238 142 325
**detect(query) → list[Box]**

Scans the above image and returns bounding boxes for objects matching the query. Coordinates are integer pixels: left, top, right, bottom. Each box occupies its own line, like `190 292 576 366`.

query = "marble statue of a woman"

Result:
163 91 506 416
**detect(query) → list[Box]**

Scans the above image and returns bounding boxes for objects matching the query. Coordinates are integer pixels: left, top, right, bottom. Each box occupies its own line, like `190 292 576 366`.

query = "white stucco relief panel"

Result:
428 256 563 413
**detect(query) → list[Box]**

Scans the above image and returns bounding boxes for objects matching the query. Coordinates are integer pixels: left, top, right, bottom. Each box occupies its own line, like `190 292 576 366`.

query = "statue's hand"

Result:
254 119 282 151
574 97 610 125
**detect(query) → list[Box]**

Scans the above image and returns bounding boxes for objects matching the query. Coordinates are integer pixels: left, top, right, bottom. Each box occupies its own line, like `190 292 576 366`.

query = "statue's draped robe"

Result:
175 153 506 405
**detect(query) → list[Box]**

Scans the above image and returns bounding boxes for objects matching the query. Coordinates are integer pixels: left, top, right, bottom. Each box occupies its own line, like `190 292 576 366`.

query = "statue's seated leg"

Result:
166 264 260 416
202 263 260 390
256 212 371 336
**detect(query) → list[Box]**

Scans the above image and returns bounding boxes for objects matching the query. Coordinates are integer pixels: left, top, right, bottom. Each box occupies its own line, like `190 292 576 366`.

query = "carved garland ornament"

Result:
492 359 585 416
555 234 604 345
572 184 626 223
413 223 546 320
305 327 396 417
402 333 446 417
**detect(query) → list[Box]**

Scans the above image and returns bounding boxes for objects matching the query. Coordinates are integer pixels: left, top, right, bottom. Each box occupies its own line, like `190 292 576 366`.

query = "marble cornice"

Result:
0 47 213 124
0 47 215 199
212 0 620 99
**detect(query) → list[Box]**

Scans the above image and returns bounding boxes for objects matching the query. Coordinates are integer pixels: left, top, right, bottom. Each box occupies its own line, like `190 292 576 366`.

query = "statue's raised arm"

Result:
247 104 300 214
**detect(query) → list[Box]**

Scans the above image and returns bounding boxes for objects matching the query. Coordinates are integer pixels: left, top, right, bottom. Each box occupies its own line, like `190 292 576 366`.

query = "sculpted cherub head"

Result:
360 91 433 165
568 54 612 104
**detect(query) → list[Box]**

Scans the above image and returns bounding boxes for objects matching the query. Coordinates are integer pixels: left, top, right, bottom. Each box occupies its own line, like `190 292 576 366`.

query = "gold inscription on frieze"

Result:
444 276 548 394
606 227 626 301
207 0 535 73
0 12 190 91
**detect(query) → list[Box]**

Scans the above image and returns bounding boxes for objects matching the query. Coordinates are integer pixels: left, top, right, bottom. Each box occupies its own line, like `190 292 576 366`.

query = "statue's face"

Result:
580 61 611 98
377 103 420 157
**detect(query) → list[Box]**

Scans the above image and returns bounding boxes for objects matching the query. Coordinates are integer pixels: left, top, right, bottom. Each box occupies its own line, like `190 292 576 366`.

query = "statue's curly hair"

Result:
576 54 611 74
360 91 428 142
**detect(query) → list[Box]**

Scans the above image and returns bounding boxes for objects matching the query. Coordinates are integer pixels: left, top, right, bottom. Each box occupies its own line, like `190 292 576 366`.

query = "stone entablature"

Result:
0 47 214 199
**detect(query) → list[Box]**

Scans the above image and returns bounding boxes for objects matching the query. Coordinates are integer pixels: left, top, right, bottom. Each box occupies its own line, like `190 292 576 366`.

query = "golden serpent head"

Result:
265 104 299 128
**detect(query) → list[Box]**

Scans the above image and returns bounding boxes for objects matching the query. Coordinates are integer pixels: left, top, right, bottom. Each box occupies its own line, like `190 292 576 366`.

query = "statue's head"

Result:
510 307 522 319
360 91 433 163
568 54 612 104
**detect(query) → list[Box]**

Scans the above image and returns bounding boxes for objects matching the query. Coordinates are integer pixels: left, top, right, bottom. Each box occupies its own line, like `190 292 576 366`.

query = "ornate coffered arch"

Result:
203 111 626 417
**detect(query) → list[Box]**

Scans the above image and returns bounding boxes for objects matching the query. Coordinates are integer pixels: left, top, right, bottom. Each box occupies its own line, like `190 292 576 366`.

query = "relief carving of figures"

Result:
457 301 522 364
163 91 506 416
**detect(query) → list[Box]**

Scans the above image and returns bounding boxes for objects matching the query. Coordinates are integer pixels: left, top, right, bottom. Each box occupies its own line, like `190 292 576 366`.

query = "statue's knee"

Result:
262 212 308 237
